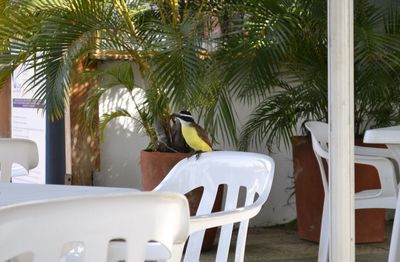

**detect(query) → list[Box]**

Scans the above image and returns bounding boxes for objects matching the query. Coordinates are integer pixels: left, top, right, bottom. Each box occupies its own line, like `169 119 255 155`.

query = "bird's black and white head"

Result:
173 110 195 125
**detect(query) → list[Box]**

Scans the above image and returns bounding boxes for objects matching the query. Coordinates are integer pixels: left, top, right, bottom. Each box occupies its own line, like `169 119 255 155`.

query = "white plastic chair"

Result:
153 151 275 261
109 151 275 261
0 191 190 262
0 138 39 182
305 121 398 262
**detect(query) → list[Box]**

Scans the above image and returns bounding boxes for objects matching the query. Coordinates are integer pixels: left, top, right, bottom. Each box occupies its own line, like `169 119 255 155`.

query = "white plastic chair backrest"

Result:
0 191 190 262
154 151 275 261
0 138 39 182
306 121 398 207
305 121 330 193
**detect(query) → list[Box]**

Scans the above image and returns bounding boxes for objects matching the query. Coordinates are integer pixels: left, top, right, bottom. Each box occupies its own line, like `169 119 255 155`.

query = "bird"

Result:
173 111 212 157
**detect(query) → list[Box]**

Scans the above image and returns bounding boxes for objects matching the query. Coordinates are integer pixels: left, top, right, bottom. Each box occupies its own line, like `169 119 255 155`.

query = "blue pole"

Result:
46 113 66 184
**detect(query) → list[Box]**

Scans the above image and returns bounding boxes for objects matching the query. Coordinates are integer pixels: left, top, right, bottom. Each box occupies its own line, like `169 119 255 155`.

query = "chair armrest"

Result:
189 205 261 234
354 154 397 206
355 146 393 158
355 146 400 176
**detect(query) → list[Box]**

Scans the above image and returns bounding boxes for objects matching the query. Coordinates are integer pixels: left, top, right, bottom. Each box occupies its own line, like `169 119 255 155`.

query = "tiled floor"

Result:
200 222 391 261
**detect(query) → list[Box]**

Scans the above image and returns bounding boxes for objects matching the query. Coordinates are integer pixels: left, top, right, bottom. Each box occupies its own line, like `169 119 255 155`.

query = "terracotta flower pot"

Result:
140 150 223 251
141 150 190 191
293 135 385 243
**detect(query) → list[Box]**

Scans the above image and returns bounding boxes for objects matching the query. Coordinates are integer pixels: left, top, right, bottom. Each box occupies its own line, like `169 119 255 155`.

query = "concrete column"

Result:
328 0 355 261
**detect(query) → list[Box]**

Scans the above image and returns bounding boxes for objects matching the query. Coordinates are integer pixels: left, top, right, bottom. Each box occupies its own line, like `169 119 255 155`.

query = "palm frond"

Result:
99 109 132 141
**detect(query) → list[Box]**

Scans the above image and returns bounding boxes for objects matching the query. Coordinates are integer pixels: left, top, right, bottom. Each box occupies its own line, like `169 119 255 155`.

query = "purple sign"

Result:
13 99 44 109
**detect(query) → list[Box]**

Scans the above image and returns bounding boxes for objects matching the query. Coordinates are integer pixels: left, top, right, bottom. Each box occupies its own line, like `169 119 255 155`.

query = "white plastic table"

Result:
364 126 400 262
0 183 134 207
364 126 400 164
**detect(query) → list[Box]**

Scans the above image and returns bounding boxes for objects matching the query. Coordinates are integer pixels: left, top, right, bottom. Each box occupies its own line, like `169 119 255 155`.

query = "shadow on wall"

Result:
93 61 149 188
94 120 149 188
94 62 148 189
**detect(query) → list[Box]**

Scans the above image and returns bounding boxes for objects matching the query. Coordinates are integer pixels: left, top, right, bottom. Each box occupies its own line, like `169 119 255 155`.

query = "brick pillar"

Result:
0 78 11 138
69 58 100 185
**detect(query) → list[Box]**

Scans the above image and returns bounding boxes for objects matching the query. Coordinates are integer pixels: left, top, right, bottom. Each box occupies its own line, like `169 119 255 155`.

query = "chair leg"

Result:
183 231 204 262
318 197 329 262
234 220 249 262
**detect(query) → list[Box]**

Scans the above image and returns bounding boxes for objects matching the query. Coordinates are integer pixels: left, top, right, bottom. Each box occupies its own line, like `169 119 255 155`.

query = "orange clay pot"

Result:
293 135 385 243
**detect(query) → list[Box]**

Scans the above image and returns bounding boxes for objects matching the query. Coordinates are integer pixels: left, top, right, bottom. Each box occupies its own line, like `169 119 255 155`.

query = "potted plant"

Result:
238 0 400 243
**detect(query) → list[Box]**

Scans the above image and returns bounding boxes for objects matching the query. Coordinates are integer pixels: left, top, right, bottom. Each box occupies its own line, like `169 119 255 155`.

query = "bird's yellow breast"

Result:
181 125 212 152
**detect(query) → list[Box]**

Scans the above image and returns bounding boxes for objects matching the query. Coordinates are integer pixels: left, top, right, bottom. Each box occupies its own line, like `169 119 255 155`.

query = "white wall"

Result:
94 61 149 188
94 61 297 226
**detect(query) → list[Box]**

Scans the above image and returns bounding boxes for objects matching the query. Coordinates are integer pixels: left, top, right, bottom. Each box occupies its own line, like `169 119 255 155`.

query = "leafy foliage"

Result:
4 0 396 154
0 0 294 152
239 0 400 150
0 0 243 151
